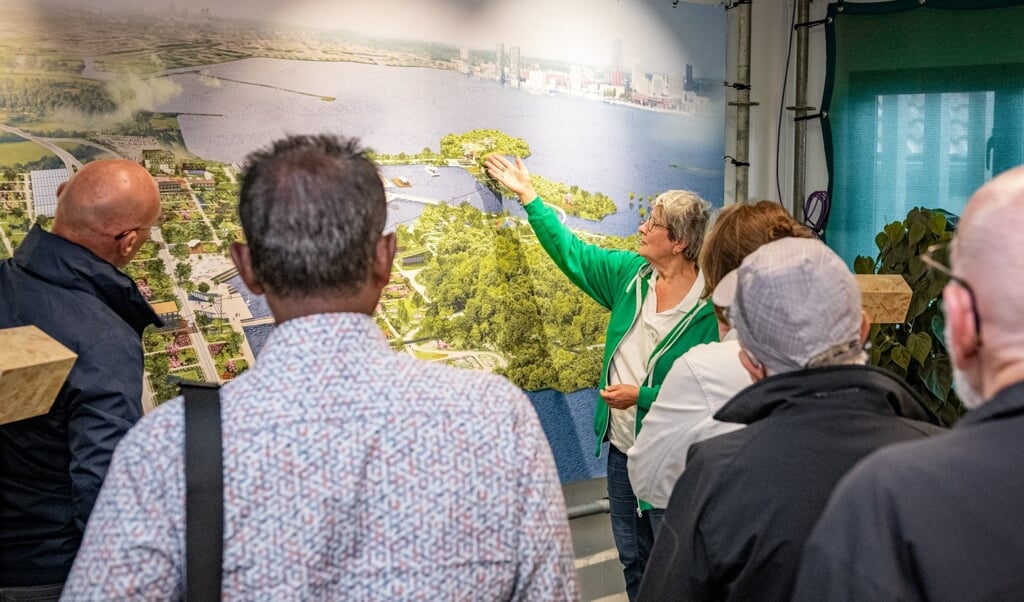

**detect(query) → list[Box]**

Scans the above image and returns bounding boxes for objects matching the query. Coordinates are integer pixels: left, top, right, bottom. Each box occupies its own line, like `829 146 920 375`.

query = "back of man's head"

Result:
713 237 864 376
52 159 161 268
238 134 387 300
944 165 1024 402
955 166 1024 342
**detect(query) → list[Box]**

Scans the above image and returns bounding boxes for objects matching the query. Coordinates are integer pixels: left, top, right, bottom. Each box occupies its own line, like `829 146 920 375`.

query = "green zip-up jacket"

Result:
524 197 719 458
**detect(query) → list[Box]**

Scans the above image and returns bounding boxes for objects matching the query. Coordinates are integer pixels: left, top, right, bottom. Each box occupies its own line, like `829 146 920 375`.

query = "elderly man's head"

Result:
52 159 162 268
942 165 1024 406
712 237 868 378
232 134 394 319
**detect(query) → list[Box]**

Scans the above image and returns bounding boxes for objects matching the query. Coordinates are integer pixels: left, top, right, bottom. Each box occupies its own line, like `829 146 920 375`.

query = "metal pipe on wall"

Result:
791 0 810 220
734 1 752 204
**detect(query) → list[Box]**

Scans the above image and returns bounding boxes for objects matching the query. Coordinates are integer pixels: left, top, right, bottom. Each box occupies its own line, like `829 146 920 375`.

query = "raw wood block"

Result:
855 274 913 324
0 325 77 426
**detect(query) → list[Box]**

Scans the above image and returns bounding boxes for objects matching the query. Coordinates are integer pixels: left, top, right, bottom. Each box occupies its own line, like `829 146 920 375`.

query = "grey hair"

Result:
804 342 868 370
654 190 713 263
238 134 386 299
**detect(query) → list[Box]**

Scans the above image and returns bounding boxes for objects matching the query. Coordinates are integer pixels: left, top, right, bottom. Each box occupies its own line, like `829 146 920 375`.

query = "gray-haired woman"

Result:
485 153 718 601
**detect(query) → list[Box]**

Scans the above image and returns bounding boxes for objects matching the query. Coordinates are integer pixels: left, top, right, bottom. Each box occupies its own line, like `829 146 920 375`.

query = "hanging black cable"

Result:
775 0 798 205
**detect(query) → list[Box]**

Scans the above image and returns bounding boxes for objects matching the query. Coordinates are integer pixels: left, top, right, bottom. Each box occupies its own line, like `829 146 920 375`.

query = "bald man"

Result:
0 159 163 599
793 166 1024 602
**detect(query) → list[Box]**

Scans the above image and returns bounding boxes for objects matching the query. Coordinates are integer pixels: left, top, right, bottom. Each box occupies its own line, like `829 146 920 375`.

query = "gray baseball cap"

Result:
711 237 864 375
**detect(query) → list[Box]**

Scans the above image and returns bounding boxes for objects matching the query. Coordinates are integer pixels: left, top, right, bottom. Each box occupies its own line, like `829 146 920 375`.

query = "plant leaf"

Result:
928 212 948 236
875 232 888 251
854 255 876 275
890 344 912 370
919 355 952 403
881 244 910 275
931 312 947 348
908 256 928 283
908 221 927 250
886 359 908 378
907 331 932 365
884 222 906 245
905 289 932 322
922 271 948 302
870 325 895 353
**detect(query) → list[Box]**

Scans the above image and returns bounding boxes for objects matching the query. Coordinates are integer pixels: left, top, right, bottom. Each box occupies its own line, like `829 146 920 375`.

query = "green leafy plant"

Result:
853 207 964 426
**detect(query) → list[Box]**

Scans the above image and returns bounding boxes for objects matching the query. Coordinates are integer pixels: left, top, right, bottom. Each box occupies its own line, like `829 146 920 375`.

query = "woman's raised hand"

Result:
484 154 537 205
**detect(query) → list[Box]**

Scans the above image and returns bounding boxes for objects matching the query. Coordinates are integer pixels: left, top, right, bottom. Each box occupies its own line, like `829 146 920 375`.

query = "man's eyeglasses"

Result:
113 227 143 241
921 242 982 344
114 213 166 241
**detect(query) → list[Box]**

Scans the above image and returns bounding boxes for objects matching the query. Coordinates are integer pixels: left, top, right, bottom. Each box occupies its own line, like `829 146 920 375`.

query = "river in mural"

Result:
154 58 725 237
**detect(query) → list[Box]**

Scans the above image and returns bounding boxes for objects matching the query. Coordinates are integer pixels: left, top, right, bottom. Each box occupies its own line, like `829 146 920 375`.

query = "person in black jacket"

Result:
793 166 1024 602
637 237 946 602
0 159 162 600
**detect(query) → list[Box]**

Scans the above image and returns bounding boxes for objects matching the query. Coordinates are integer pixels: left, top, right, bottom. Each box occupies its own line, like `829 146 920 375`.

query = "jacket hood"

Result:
14 225 162 335
715 364 940 426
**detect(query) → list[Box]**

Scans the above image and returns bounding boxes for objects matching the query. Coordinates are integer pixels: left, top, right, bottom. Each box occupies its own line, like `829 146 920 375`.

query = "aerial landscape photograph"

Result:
1 0 726 479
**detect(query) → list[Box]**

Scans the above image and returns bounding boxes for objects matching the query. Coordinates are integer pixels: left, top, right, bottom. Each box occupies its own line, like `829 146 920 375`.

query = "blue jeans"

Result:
607 444 656 602
648 507 665 540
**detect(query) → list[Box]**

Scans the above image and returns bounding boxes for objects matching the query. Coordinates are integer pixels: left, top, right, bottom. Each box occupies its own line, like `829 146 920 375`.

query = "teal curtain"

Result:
823 0 1024 263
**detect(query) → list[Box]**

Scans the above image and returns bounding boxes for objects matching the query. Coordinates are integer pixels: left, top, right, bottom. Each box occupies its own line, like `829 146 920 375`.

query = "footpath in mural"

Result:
0 0 725 479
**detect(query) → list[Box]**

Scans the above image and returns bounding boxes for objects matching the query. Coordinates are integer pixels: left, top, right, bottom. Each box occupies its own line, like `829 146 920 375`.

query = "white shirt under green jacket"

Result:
524 197 719 511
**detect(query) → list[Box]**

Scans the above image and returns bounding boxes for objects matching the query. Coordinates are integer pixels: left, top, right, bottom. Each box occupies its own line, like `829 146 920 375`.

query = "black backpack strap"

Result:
181 381 223 602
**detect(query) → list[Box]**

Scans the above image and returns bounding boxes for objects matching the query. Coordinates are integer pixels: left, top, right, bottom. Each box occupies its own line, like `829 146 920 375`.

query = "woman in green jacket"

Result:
485 153 718 601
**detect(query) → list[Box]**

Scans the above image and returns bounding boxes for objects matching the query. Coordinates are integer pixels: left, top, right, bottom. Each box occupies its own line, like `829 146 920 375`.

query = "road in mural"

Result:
0 0 726 480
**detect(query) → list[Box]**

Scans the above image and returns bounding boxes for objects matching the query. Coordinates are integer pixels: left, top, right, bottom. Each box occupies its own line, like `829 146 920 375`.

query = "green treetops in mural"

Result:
439 129 531 161
438 129 616 221
410 203 608 392
526 176 617 222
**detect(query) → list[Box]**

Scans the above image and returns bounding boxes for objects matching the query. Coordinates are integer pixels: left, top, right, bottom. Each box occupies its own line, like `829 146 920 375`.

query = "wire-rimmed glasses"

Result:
113 212 166 241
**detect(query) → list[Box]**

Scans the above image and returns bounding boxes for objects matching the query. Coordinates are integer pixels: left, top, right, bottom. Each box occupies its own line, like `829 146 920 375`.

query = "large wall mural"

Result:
0 0 726 481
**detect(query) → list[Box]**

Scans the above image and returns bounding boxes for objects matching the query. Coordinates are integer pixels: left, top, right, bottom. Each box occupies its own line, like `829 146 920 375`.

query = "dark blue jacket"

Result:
638 364 946 602
794 381 1024 602
0 225 161 586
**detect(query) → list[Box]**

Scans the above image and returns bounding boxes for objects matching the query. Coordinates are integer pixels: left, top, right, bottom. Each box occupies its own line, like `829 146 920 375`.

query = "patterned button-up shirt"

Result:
63 313 578 601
